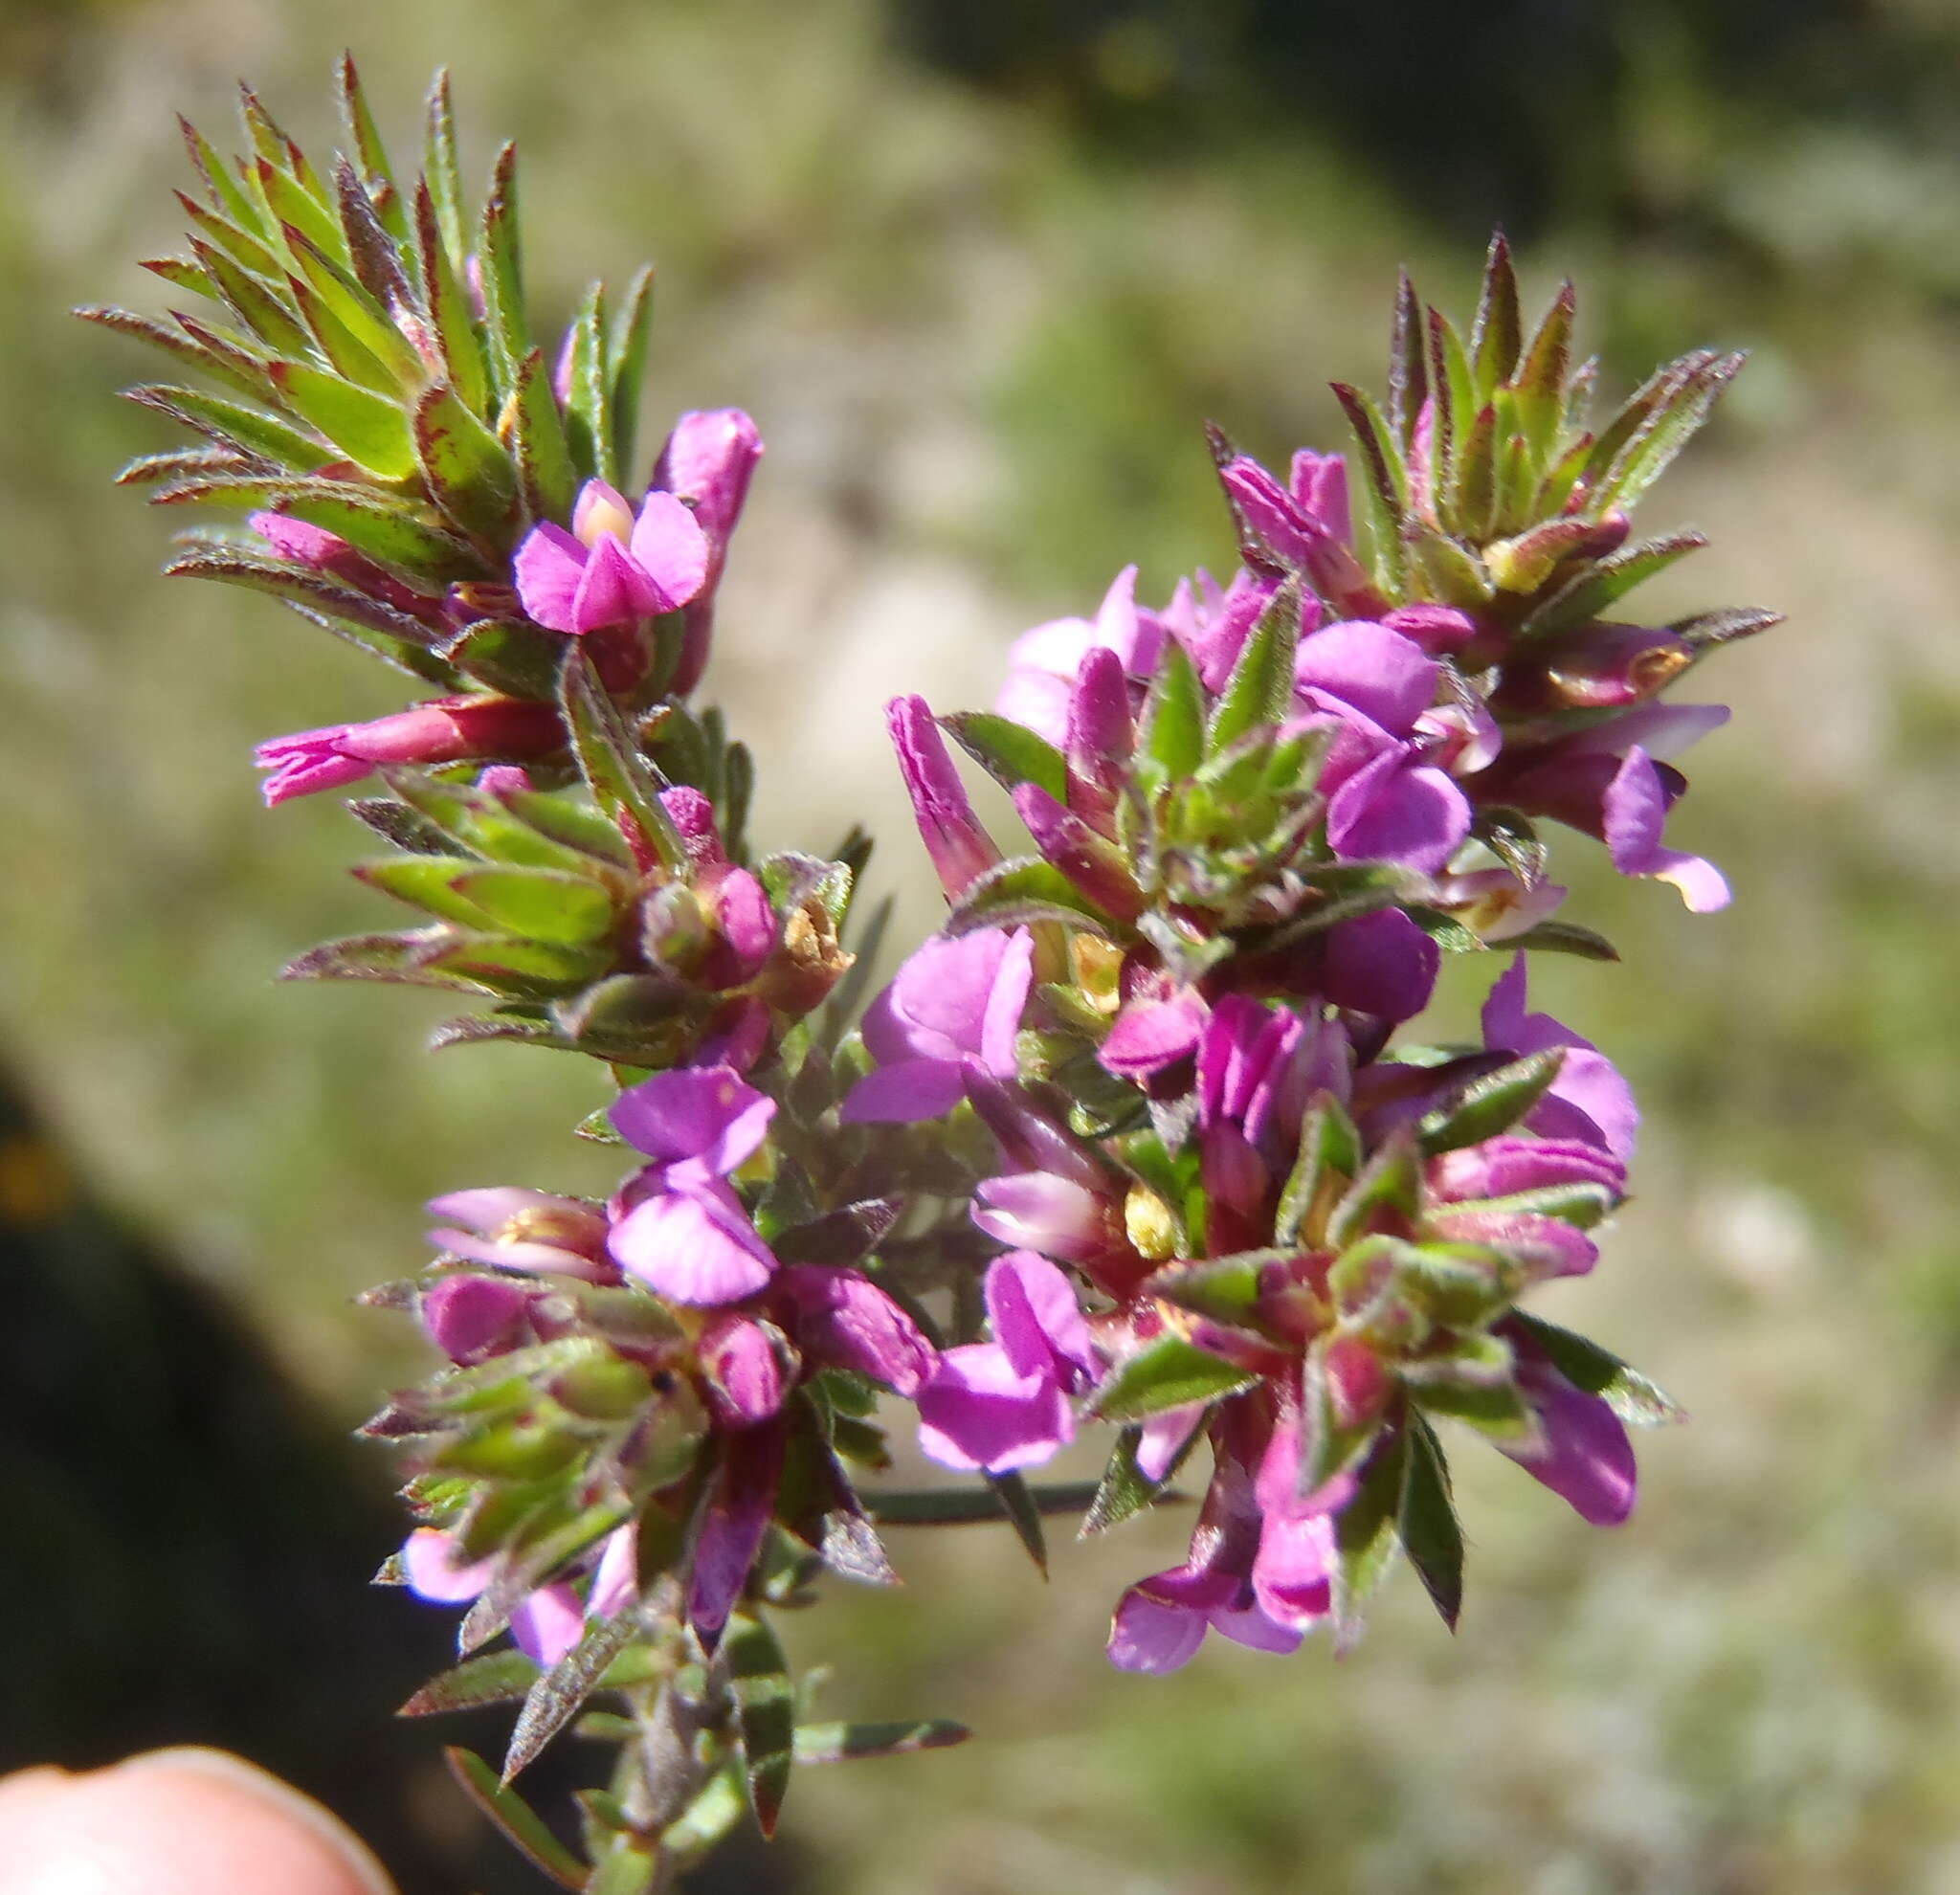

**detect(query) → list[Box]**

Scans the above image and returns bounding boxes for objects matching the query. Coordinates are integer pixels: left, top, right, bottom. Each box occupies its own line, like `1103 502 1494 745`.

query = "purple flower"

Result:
1480 702 1731 911
1106 1420 1333 1674
916 1252 1098 1474
1481 957 1638 1163
1154 568 1286 693
419 1274 533 1364
402 1522 639 1667
255 695 564 805
887 696 1002 902
1295 619 1476 875
777 1265 937 1397
513 478 710 635
425 1186 614 1281
1493 1321 1637 1526
1213 451 1384 618
1099 987 1210 1085
607 1067 778 1304
996 567 1166 747
653 409 765 696
842 928 1034 1123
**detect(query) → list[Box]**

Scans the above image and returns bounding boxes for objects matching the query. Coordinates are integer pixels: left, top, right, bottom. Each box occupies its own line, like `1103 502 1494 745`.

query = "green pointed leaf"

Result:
186 235 312 355
1088 1332 1259 1423
945 856 1118 938
1326 1129 1422 1247
1207 582 1299 755
503 790 635 866
562 279 609 485
399 1648 540 1717
420 931 612 997
267 361 415 478
444 1748 585 1890
941 711 1067 804
335 54 405 237
1594 350 1747 513
1470 232 1522 397
558 649 684 871
128 383 324 471
1385 272 1427 449
1510 281 1575 462
986 1469 1049 1572
413 180 489 416
510 347 578 525
1418 1047 1566 1154
161 547 443 648
1517 530 1708 640
438 617 564 699
422 71 467 268
1276 1092 1363 1245
1080 1417 1200 1537
254 156 346 267
1331 381 1410 592
1509 1313 1685 1425
350 796 471 858
178 113 271 239
1144 1251 1281 1326
415 381 518 539
289 215 425 387
76 303 271 401
1331 1423 1407 1653
450 865 615 943
171 479 479 582
479 142 531 403
792 1719 969 1764
1400 1412 1463 1631
1139 638 1206 781
1505 920 1619 962
503 1611 641 1785
606 264 657 486
724 1611 795 1838
356 856 496 926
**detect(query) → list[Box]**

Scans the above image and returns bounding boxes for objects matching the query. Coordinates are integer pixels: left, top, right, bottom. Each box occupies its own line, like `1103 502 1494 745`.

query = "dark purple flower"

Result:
777 1265 937 1397
607 1067 778 1304
255 696 564 806
419 1274 533 1364
513 478 710 635
842 928 1034 1123
917 1252 1098 1474
1493 1321 1637 1525
1214 451 1384 618
1099 987 1210 1084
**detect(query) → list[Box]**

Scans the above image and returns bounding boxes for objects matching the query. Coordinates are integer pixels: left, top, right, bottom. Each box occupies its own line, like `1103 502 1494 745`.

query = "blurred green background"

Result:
7 0 1960 1888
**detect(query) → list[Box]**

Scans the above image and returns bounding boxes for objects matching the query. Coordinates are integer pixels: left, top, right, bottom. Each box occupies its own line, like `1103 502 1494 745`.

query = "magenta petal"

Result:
588 1525 639 1620
510 1583 586 1667
1136 1402 1206 1482
1602 747 1729 911
867 931 1014 1065
401 1527 495 1604
1327 753 1469 873
781 1266 937 1395
1295 621 1437 733
971 1172 1107 1262
1101 991 1208 1081
1322 907 1440 1021
1500 1333 1638 1525
1431 1207 1599 1279
608 1187 774 1305
568 531 652 632
421 1274 530 1363
840 1059 968 1125
1430 1135 1625 1202
611 1066 775 1172
700 1312 789 1425
628 490 711 609
1106 1588 1209 1674
1209 1602 1307 1656
978 928 1036 1077
512 522 590 632
995 664 1075 747
985 1250 1096 1384
915 1344 1072 1474
689 1424 787 1642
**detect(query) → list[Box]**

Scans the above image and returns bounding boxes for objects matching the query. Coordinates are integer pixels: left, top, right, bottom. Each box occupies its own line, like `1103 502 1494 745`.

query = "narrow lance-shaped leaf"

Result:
178 113 270 240
1387 271 1427 452
75 304 270 402
509 346 578 525
1088 1332 1259 1423
562 279 609 486
416 381 518 540
335 53 408 240
723 1611 795 1838
791 1720 970 1763
1418 1047 1566 1154
1207 581 1300 757
398 1648 540 1717
941 710 1067 804
1511 281 1575 463
1399 1412 1463 1631
479 142 531 404
606 263 656 485
413 180 489 416
445 1749 586 1891
1469 231 1522 397
503 1608 641 1784
1509 1313 1685 1426
558 648 685 872
268 361 417 479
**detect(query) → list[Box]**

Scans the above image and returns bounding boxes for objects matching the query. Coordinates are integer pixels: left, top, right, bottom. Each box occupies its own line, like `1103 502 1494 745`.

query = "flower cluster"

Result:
99 72 1771 1894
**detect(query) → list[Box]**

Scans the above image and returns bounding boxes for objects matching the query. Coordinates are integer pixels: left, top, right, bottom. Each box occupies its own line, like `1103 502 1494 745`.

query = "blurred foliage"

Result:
6 0 1960 1888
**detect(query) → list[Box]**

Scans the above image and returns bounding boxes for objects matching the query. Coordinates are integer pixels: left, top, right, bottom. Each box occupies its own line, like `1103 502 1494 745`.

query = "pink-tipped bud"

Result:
888 695 1002 902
